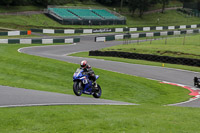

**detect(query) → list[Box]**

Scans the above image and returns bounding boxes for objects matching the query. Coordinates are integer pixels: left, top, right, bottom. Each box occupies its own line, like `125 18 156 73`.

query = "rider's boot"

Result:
93 81 98 91
94 81 98 87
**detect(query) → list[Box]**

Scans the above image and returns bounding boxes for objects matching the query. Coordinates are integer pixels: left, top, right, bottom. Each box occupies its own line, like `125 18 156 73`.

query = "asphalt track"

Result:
1 34 200 107
0 85 135 107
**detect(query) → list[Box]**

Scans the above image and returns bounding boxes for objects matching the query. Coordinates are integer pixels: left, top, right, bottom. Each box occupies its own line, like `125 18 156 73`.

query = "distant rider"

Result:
80 60 98 88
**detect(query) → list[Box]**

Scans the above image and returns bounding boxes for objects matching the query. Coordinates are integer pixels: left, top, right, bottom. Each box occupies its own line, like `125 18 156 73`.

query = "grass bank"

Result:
0 35 39 39
0 105 200 133
102 34 200 59
70 34 200 72
0 44 191 105
70 51 200 72
0 10 200 30
0 6 43 13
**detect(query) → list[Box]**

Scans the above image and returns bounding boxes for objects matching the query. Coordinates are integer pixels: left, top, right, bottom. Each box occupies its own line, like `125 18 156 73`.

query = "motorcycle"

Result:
194 77 200 88
73 68 102 98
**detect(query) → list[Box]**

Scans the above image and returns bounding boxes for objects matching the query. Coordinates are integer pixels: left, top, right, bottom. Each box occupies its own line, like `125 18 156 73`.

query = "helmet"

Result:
80 60 87 68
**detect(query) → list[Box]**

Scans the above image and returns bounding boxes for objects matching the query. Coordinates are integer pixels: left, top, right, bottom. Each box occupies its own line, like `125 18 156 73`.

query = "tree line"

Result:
0 0 70 7
0 0 196 17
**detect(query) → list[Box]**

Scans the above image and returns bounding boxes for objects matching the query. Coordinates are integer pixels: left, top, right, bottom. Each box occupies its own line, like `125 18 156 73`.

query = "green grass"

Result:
125 10 200 26
1 10 200 30
0 35 39 39
102 34 200 59
64 0 182 14
0 105 200 133
0 44 191 105
0 14 126 30
70 34 200 72
0 6 43 13
43 33 84 36
70 51 200 72
148 0 182 11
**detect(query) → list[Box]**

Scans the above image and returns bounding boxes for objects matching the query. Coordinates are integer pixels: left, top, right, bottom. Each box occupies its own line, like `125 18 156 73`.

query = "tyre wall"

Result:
89 51 200 67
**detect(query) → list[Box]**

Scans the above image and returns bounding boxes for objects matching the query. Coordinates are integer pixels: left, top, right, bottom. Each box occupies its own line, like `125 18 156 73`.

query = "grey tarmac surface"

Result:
0 35 138 107
1 34 200 107
19 35 200 107
19 36 199 87
0 85 135 107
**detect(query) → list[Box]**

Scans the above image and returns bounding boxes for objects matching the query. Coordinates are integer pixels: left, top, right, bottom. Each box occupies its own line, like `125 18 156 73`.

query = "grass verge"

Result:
1 10 200 30
0 44 191 105
70 51 200 72
0 105 200 133
102 34 200 59
0 6 43 13
70 34 200 72
0 35 39 39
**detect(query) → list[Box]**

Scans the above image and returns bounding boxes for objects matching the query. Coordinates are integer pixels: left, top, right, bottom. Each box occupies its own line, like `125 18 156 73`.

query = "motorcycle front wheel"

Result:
73 81 83 96
93 84 102 98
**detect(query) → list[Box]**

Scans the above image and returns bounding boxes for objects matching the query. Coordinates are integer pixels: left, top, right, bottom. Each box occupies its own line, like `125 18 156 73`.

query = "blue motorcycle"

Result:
73 68 102 98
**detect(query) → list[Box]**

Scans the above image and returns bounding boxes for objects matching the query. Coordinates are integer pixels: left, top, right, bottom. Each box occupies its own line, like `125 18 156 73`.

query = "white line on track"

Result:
161 81 200 106
166 96 200 106
18 43 77 53
65 50 200 75
0 103 136 108
16 40 200 107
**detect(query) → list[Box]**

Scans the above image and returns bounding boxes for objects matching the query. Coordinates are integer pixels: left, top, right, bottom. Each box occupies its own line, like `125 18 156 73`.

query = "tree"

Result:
1 0 13 7
95 0 114 5
128 0 156 17
120 0 123 11
128 0 138 16
12 0 32 6
138 0 151 17
33 0 68 7
159 0 170 13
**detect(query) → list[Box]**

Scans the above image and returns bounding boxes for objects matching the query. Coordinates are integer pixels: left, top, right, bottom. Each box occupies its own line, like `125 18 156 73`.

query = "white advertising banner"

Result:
20 39 32 44
115 35 124 40
96 37 106 42
8 31 20 36
129 28 137 32
160 32 168 36
42 39 53 44
146 33 154 37
186 30 193 34
143 27 150 31
83 29 93 34
65 38 74 43
43 29 55 34
64 29 75 34
191 25 197 28
131 34 139 38
115 28 123 32
0 39 8 43
168 26 175 30
156 27 163 30
174 31 181 35
180 25 186 29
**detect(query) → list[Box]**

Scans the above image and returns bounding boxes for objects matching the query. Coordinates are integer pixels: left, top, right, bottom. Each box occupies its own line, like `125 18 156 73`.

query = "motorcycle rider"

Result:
80 60 98 88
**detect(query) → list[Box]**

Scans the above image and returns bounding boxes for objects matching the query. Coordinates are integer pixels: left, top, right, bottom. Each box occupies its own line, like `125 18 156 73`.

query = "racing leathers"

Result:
80 65 97 88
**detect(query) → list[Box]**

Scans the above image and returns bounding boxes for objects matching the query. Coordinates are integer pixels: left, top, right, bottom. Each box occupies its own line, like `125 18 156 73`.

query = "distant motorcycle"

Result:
194 77 200 87
73 68 102 98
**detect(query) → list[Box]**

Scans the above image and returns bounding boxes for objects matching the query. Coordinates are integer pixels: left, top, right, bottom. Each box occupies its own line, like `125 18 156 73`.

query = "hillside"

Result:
0 0 197 30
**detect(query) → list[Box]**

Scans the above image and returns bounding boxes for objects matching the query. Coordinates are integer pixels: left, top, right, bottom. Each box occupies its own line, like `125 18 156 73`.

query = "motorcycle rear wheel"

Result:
93 84 102 98
73 81 83 96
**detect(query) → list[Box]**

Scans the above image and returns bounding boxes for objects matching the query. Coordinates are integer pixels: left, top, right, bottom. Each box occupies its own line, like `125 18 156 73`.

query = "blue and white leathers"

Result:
73 68 101 98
